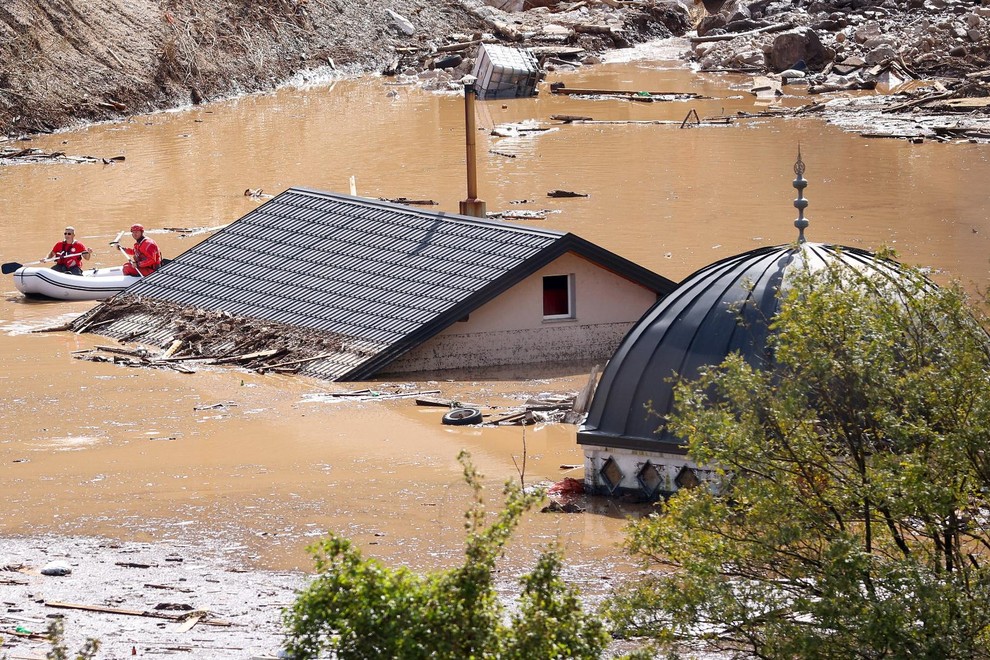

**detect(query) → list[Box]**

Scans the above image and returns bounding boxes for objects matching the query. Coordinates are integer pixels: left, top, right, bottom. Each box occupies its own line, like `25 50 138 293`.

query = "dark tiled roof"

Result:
577 242 903 453
86 188 675 380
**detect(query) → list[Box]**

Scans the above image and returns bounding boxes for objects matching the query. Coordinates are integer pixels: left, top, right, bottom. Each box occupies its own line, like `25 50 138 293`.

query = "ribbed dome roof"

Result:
576 241 904 453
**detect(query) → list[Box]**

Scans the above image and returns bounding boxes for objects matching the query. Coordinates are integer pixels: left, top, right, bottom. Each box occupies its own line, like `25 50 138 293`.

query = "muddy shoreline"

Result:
4 1 988 141
2 535 303 659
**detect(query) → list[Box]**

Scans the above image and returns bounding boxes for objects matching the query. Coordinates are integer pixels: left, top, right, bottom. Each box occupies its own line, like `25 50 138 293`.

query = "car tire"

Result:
442 407 483 426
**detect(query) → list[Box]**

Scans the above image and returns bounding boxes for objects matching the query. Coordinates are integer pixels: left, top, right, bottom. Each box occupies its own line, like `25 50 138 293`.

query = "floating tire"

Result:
442 407 483 426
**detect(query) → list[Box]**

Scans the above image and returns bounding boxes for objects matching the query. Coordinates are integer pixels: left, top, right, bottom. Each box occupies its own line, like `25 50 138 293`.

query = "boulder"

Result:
385 9 415 36
865 45 897 65
769 27 827 72
650 2 692 35
697 14 727 37
724 18 766 32
734 50 765 67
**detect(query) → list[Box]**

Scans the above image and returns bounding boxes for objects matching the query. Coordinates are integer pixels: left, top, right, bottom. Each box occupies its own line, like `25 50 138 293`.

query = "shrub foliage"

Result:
283 450 608 659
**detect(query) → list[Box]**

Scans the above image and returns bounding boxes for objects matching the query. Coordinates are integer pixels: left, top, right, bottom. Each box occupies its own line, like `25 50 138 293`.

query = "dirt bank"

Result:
0 0 690 137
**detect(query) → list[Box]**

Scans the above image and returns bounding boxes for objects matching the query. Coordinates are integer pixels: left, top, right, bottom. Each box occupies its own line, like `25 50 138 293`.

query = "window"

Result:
543 274 573 319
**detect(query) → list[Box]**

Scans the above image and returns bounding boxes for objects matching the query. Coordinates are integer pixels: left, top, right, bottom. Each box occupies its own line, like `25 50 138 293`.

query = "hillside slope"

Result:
0 0 687 137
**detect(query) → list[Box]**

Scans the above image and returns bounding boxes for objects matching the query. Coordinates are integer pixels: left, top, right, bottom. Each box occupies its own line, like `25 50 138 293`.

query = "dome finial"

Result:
793 147 809 243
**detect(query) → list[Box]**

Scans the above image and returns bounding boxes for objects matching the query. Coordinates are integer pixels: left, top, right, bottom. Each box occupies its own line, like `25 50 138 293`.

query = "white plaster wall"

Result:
384 252 659 373
582 445 715 498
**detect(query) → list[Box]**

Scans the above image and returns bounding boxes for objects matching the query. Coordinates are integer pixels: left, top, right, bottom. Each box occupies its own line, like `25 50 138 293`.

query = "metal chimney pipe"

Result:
459 76 487 218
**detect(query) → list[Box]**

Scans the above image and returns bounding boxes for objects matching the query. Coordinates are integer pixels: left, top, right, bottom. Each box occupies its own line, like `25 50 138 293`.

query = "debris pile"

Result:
70 296 346 375
542 477 586 513
381 0 693 92
0 146 124 164
692 0 990 79
417 393 583 426
688 0 990 141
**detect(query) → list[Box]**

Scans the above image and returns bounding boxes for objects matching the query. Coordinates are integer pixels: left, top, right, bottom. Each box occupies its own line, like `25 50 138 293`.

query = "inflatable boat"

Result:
12 265 140 301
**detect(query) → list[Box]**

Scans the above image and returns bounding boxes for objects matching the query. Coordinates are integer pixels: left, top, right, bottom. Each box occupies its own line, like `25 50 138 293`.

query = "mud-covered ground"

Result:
2 536 304 659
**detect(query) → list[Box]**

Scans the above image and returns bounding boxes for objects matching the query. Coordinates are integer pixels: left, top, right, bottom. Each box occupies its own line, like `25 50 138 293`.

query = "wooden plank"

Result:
94 345 149 358
213 348 281 364
46 601 150 617
550 114 593 122
176 613 203 632
161 339 183 358
369 389 441 401
491 411 528 425
941 97 990 108
144 583 194 593
551 87 701 98
436 39 483 53
562 119 727 125
45 601 235 627
262 352 337 370
415 397 455 407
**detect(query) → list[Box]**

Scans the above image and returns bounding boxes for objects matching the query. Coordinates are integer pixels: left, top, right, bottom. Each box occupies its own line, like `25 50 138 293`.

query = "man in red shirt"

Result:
44 226 92 275
114 224 162 277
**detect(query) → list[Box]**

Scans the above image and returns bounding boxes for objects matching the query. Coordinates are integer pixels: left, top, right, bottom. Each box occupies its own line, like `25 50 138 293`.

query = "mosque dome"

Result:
576 242 896 454
577 153 906 498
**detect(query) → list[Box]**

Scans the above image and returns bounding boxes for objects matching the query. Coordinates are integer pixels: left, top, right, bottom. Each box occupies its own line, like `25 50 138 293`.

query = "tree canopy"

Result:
607 255 990 659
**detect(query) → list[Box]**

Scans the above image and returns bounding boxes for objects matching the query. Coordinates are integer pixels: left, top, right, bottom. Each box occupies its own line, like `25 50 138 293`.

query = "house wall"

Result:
383 252 659 373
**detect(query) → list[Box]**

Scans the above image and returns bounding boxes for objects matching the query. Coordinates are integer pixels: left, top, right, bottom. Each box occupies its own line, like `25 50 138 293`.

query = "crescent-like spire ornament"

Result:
793 149 809 243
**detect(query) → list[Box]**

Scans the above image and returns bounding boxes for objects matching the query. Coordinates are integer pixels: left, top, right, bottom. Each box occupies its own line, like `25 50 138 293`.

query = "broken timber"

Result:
379 197 439 206
0 147 125 164
305 389 442 403
45 601 236 626
550 111 730 126
550 86 704 101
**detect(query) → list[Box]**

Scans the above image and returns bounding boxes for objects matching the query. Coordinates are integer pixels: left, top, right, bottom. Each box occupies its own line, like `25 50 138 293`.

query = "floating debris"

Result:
547 189 588 198
380 197 439 206
0 147 125 164
487 209 559 221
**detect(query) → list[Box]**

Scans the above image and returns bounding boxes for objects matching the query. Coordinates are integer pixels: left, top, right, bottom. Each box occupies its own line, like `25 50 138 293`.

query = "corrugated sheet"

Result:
85 188 675 381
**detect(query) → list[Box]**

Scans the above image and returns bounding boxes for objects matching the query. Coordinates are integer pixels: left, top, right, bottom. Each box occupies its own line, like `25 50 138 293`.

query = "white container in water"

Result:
471 44 540 100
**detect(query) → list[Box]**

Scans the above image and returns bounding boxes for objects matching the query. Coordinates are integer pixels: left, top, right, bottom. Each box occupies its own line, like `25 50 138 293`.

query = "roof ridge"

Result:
286 186 569 239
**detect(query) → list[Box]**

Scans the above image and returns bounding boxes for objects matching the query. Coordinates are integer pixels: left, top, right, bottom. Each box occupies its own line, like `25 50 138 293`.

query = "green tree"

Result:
607 255 990 659
282 450 609 659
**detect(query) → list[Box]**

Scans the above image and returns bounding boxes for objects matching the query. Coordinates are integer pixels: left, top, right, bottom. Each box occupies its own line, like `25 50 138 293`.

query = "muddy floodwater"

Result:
2 39 990 594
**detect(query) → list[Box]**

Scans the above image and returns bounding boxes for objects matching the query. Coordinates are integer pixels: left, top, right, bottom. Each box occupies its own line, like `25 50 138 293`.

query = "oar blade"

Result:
2 262 23 275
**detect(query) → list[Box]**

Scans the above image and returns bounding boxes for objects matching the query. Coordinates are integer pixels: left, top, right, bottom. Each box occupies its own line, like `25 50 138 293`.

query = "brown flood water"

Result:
2 41 989 581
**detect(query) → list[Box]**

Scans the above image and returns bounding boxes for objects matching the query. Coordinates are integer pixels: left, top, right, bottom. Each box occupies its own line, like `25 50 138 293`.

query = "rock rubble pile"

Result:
693 0 990 82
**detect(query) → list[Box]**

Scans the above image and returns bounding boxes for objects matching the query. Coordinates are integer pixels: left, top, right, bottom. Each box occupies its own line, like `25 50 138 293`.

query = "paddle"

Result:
2 252 86 275
110 231 143 278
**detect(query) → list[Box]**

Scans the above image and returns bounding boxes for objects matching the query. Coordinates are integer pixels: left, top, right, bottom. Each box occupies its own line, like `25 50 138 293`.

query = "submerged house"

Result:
73 188 675 381
577 155 909 500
